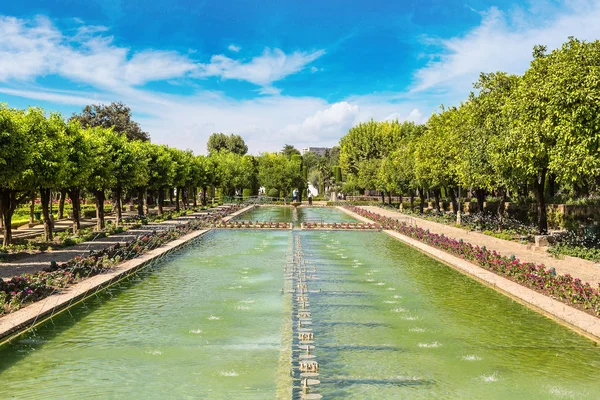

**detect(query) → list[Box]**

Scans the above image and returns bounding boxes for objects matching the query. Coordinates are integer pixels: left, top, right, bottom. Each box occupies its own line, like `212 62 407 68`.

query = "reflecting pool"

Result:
1 207 599 399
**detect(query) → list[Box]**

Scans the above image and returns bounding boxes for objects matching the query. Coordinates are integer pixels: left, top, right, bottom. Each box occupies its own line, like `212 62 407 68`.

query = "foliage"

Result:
207 133 248 155
70 102 149 141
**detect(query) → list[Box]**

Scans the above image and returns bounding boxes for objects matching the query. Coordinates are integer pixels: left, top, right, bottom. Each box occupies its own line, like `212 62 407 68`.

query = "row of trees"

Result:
0 103 318 246
340 38 600 234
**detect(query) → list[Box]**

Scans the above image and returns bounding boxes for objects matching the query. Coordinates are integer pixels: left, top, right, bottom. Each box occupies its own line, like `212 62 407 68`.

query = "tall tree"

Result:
281 144 301 159
23 108 69 240
499 39 600 233
70 102 149 141
207 133 248 155
61 120 93 233
0 106 30 246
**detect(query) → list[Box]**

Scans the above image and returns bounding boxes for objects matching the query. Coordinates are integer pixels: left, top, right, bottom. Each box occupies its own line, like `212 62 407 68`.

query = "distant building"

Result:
301 147 330 157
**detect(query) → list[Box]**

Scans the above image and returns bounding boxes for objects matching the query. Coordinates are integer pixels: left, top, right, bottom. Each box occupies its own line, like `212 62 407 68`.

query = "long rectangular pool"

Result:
1 207 599 399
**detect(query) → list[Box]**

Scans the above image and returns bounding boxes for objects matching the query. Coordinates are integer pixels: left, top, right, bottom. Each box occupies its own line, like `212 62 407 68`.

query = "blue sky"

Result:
1 0 599 153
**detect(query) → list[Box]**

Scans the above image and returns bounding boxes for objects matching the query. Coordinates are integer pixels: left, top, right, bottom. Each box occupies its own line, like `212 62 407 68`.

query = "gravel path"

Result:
359 206 600 285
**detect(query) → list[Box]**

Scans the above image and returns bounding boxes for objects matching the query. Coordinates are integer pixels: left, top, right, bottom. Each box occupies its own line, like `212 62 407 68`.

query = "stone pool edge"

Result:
0 228 211 346
337 206 600 344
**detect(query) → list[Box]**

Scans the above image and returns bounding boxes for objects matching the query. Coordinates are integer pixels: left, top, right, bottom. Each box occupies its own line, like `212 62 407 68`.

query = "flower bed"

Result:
345 206 600 316
0 205 244 316
302 222 380 230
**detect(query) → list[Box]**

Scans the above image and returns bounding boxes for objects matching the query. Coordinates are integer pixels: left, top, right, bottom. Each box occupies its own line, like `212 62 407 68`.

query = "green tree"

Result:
84 127 122 230
71 102 149 141
145 144 175 215
61 120 93 233
281 144 301 159
499 39 600 233
0 106 30 246
207 133 248 155
258 153 302 202
23 108 69 240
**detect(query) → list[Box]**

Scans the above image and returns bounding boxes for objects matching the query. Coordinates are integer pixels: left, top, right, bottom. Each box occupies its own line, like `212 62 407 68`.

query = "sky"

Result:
1 0 600 154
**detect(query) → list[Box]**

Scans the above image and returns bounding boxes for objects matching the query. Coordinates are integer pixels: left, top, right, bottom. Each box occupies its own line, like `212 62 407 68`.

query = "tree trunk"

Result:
114 187 123 225
202 186 207 206
410 190 415 212
418 189 425 213
449 187 458 215
94 190 105 230
29 192 35 224
387 192 392 204
40 187 53 241
380 192 385 204
58 189 67 220
137 187 144 216
1 189 27 246
475 188 486 214
496 187 507 228
169 188 174 206
433 189 441 213
533 170 548 234
158 189 164 215
180 187 187 210
547 173 556 200
68 188 81 234
144 189 149 215
193 187 198 207
175 189 181 212
1 189 14 246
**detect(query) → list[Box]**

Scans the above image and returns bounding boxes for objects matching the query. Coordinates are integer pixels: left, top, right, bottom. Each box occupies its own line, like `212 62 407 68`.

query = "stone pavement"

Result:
358 206 600 285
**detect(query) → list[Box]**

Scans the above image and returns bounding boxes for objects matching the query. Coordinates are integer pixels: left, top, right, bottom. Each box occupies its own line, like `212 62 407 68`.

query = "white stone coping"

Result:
339 207 600 343
0 229 211 346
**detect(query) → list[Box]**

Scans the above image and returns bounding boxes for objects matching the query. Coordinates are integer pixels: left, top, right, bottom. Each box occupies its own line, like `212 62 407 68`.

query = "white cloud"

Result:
195 48 325 87
413 1 600 95
0 15 197 89
228 44 241 52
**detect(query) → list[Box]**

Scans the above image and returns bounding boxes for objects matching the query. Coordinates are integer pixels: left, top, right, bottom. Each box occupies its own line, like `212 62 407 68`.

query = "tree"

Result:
23 108 69 240
0 106 30 246
500 39 600 233
71 102 149 141
145 144 175 215
61 120 93 233
112 140 149 222
258 153 302 201
414 108 460 213
210 151 253 198
281 144 301 159
207 133 248 155
461 72 520 217
84 127 122 230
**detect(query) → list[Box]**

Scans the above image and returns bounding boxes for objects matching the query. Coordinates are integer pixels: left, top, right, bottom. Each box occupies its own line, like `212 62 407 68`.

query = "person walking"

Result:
292 188 298 202
308 192 313 206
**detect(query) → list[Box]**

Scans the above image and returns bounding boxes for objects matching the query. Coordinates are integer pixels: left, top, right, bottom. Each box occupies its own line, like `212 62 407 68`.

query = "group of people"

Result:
292 188 313 205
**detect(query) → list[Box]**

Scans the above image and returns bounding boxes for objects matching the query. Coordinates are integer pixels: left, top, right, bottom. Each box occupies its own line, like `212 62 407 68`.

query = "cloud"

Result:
195 48 325 87
282 102 360 143
0 15 197 89
228 44 241 52
412 1 600 95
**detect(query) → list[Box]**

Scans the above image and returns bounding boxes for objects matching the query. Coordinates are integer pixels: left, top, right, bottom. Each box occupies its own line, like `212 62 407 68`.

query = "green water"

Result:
0 231 292 399
1 207 600 399
232 206 293 222
297 207 359 223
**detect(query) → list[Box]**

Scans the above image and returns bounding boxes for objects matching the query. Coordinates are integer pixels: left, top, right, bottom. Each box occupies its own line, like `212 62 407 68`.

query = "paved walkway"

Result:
359 206 600 285
0 207 234 279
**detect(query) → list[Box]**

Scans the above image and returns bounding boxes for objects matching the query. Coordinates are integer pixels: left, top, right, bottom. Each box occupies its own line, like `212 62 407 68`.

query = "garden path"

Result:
358 206 600 285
